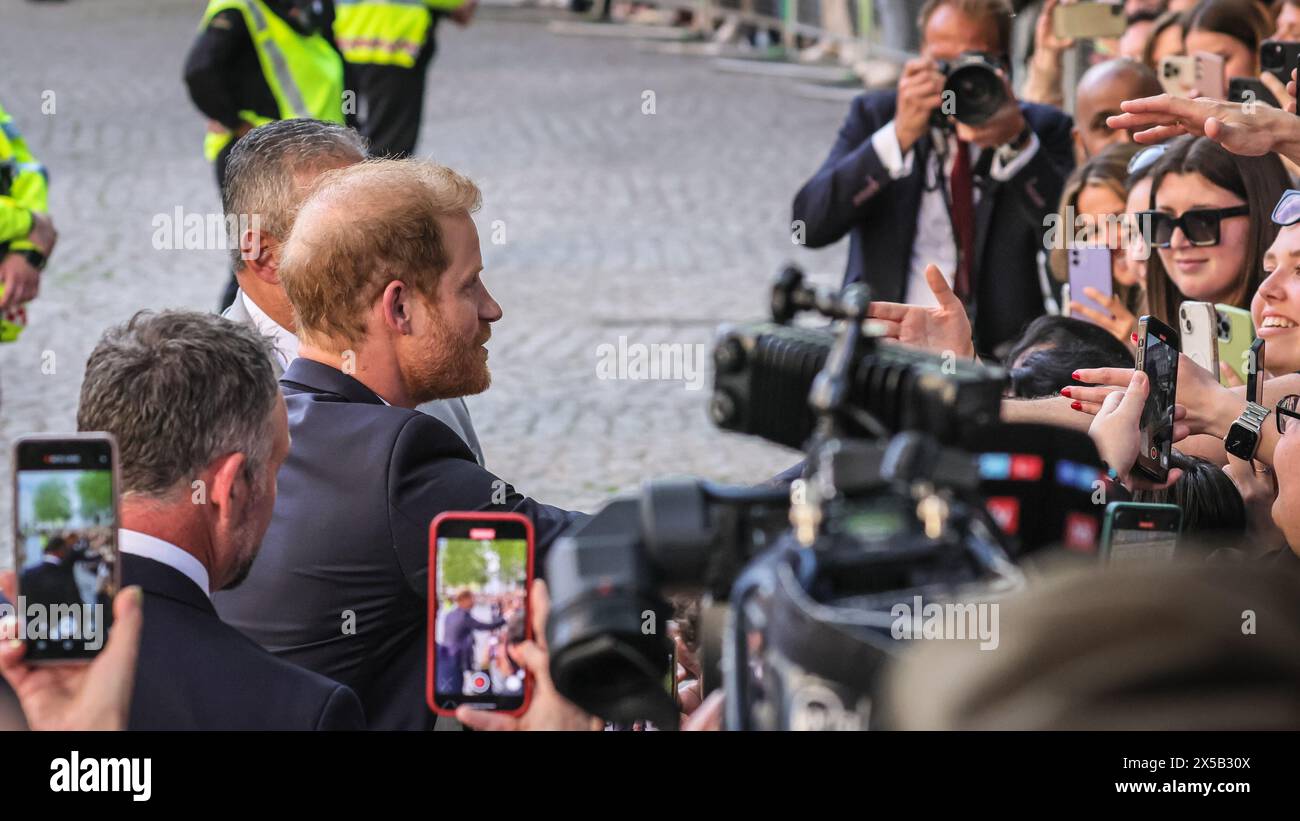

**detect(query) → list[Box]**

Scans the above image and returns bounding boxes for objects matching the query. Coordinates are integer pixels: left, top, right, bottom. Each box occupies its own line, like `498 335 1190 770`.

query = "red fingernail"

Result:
1071 401 1082 411
1071 371 1080 380
1060 387 1071 397
1131 333 1138 342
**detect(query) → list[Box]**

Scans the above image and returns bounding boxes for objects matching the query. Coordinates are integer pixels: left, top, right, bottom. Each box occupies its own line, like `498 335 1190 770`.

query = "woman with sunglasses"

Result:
1049 143 1146 344
1141 135 1287 330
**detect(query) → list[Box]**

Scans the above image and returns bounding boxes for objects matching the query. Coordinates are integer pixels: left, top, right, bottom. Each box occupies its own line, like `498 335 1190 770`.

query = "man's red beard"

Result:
400 317 492 404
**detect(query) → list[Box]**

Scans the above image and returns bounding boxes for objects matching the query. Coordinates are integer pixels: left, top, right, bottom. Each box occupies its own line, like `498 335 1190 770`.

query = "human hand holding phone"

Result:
453 580 603 732
0 581 143 731
1087 370 1185 489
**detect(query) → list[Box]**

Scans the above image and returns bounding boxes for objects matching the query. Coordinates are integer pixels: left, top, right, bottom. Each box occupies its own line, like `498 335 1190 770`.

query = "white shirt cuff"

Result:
870 120 915 180
990 130 1040 181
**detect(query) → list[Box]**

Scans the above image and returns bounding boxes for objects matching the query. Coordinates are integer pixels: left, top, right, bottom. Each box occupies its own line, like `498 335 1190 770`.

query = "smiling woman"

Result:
1253 200 1300 373
1141 135 1288 329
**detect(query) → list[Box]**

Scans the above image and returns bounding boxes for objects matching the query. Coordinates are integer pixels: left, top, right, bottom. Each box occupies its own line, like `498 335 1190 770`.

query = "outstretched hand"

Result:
1106 94 1300 159
865 264 975 358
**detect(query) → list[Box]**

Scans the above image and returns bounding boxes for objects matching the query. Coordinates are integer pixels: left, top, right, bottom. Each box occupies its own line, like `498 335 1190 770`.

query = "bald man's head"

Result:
1073 59 1163 163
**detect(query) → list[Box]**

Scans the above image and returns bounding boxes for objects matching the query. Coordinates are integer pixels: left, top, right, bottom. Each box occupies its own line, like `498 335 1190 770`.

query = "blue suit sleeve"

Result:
791 93 897 248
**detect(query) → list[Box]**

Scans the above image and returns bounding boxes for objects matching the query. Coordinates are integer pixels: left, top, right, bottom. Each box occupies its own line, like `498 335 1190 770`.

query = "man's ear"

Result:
206 451 248 526
1071 127 1085 163
381 280 415 335
240 227 281 286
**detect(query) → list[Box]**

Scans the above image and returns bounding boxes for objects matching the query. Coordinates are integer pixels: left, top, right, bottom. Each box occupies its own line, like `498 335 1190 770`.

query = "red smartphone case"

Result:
426 511 536 718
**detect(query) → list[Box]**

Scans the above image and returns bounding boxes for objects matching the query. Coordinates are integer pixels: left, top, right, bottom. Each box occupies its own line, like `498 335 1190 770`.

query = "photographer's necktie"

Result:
950 139 975 302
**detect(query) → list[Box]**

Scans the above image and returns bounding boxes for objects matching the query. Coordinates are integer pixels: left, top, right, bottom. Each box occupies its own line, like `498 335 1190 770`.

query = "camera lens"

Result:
945 56 1005 126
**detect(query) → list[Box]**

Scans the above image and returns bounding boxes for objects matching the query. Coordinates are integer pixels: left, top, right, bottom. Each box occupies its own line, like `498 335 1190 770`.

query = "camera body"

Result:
931 52 1007 128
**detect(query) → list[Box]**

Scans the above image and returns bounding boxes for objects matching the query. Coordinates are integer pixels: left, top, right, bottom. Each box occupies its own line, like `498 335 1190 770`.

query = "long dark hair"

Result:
1143 135 1287 327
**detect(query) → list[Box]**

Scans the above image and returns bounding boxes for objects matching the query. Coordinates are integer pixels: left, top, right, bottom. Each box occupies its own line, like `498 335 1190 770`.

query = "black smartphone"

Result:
1228 77 1280 108
11 434 121 663
1100 502 1182 561
1260 40 1300 85
427 511 534 717
1134 315 1180 483
1247 337 1266 404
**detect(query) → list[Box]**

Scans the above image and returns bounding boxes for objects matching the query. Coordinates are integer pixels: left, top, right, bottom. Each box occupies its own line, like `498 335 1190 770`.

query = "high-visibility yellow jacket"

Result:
0 99 49 255
200 0 346 161
333 0 465 68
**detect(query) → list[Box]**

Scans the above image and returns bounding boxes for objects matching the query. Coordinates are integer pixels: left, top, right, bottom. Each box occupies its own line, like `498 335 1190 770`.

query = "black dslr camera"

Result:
931 52 1007 127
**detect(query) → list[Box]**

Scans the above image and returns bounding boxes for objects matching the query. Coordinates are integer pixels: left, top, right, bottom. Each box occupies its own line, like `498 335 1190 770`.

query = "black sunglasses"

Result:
1139 205 1251 248
1272 189 1300 227
1277 394 1300 435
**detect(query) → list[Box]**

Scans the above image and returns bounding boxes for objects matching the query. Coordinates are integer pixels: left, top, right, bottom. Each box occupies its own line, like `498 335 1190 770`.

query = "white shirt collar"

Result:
119 529 212 598
242 291 298 370
241 291 392 406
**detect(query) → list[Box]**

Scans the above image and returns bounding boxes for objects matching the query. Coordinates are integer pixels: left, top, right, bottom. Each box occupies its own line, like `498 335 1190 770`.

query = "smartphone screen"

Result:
1102 503 1181 562
428 513 534 716
11 435 120 663
1067 246 1113 324
1136 317 1179 482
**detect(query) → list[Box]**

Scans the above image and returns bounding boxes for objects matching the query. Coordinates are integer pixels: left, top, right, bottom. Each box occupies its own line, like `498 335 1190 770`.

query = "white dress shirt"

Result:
119 529 211 598
869 121 1040 307
242 291 297 371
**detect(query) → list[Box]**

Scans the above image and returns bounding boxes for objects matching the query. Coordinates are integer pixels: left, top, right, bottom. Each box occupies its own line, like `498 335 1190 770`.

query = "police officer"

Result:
0 98 55 327
333 0 476 158
183 0 349 308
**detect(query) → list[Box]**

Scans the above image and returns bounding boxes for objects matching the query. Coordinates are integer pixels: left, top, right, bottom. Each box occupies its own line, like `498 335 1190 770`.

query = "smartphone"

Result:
1161 53 1225 98
1215 304 1255 386
1052 1 1126 40
1159 55 1196 98
1193 52 1226 100
1228 77 1279 108
1134 315 1180 483
1179 301 1219 376
1246 337 1266 404
11 434 121 663
1066 246 1113 325
1100 502 1182 561
427 511 534 717
1260 40 1300 85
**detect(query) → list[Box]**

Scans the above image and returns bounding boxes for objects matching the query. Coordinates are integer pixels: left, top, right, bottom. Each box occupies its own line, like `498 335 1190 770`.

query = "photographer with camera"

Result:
792 0 1074 357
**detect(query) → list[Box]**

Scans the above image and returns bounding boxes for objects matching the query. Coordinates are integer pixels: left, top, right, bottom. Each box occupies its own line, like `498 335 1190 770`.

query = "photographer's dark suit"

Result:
214 358 584 730
124 554 364 730
792 91 1074 354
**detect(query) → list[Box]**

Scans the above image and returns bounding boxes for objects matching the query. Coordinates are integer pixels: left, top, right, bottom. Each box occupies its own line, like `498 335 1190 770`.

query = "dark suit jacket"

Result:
214 358 585 730
20 559 83 611
123 553 364 731
792 91 1074 354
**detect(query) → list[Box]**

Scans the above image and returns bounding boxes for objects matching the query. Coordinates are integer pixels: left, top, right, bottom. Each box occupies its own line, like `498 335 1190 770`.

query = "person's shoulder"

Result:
1020 101 1073 130
849 89 898 121
389 405 481 465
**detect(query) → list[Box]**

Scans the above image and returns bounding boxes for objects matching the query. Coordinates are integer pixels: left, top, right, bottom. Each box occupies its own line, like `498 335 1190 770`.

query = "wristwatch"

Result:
1224 401 1270 461
995 124 1033 165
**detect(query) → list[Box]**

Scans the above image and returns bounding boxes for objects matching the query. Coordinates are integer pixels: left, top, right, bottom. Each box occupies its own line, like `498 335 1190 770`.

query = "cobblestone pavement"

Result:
0 0 854 542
